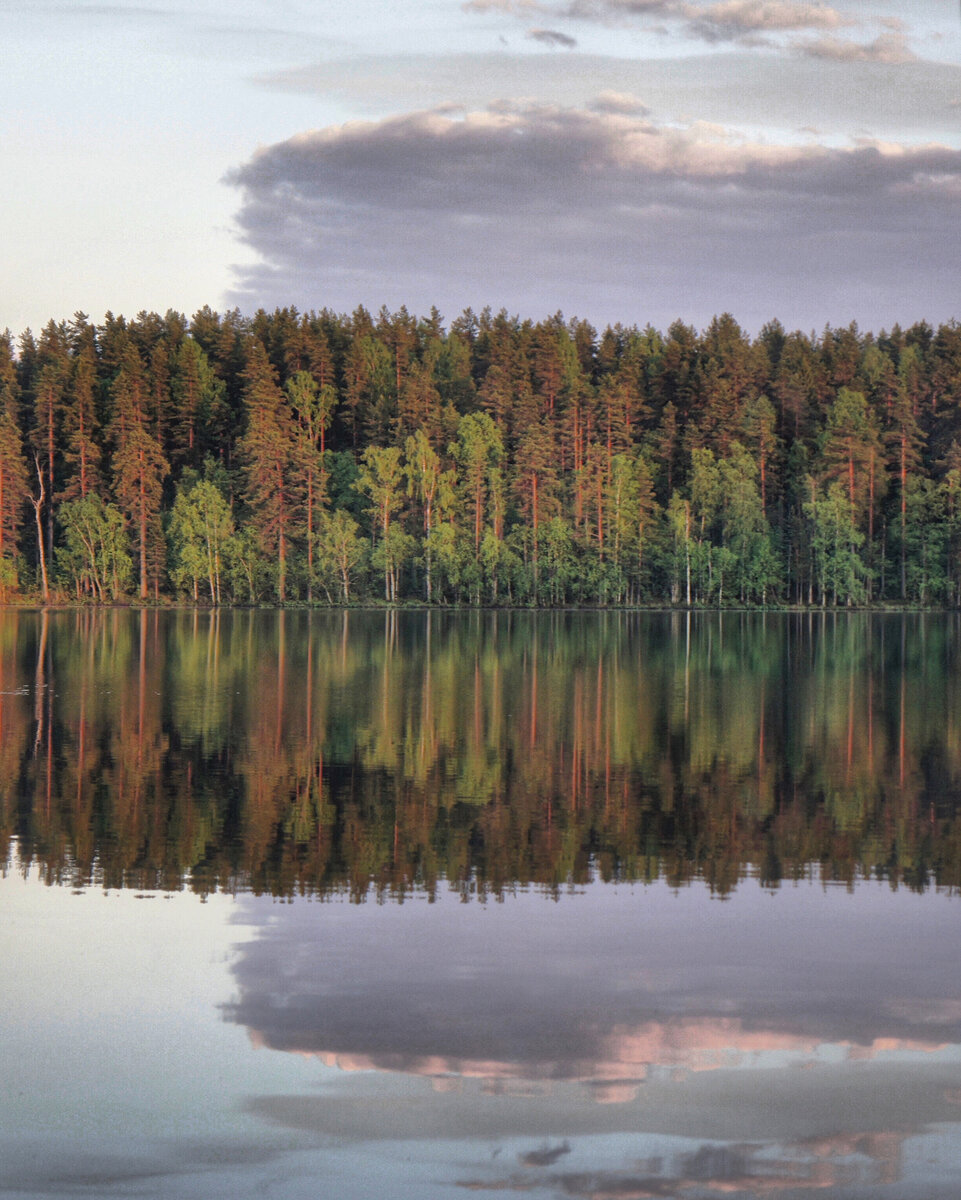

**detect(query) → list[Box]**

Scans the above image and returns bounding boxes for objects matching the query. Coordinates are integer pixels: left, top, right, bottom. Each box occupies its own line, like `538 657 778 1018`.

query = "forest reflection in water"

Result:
2 606 961 897
4 608 961 1200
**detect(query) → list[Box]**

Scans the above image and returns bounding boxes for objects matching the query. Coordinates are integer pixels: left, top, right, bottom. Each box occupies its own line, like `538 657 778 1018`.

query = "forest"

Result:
2 304 961 607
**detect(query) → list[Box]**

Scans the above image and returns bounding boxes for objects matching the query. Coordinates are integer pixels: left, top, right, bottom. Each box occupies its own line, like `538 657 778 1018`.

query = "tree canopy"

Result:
2 306 961 606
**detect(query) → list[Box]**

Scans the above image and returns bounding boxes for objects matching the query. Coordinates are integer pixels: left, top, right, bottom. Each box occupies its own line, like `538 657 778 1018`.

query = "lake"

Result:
2 608 961 1199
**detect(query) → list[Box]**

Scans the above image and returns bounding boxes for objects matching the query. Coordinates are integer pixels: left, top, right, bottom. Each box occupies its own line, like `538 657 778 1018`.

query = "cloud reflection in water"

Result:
226 881 961 1197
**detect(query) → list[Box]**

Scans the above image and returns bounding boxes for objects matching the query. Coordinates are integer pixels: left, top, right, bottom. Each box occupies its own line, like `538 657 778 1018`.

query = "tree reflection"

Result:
3 610 961 898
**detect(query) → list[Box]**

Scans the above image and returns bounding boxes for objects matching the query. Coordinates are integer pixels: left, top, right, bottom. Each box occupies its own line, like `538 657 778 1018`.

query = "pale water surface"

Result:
2 609 961 1199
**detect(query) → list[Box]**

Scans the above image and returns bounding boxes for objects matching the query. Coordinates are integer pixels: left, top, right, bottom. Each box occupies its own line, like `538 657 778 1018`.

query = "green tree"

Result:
316 508 365 602
344 327 394 446
239 342 296 601
539 516 578 604
806 480 866 606
356 445 406 600
885 349 926 600
901 477 948 605
606 453 636 581
287 370 335 602
60 344 102 503
718 443 776 603
479 526 517 604
109 341 170 599
819 387 883 532
667 491 693 605
169 337 226 469
168 478 235 603
741 394 779 514
56 493 132 600
689 447 721 602
451 412 504 557
226 524 268 602
31 320 70 565
405 427 449 602
513 418 559 594
631 452 658 602
0 333 28 564
431 521 471 602
371 524 416 603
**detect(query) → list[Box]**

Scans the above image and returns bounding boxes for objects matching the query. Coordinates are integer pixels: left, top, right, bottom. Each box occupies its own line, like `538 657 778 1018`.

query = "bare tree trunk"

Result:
31 456 50 603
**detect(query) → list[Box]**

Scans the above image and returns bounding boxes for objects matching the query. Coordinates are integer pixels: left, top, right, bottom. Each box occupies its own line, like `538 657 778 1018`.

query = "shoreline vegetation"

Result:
2 305 961 608
6 600 961 613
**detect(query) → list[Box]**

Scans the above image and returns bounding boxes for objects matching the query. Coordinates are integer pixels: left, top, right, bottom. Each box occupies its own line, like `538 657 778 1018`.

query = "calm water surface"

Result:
2 609 961 1199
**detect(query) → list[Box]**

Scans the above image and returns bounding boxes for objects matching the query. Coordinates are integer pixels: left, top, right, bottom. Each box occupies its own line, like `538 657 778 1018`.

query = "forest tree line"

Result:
3 304 961 606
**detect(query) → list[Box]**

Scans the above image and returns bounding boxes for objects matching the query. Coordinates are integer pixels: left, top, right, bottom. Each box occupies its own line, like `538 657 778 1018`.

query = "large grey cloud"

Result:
225 100 961 332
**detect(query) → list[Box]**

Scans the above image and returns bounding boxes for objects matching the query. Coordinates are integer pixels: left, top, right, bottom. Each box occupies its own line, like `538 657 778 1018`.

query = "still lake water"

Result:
2 608 961 1198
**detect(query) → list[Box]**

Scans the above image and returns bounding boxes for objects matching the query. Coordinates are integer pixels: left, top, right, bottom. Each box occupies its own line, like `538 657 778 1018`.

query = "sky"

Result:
3 0 961 338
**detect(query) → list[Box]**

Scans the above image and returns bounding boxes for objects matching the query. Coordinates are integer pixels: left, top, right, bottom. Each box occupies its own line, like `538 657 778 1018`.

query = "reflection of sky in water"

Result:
4 872 961 1198
227 881 961 1083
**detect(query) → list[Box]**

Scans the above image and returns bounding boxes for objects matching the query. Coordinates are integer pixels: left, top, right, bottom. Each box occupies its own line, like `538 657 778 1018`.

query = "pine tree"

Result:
59 344 102 502
169 337 225 471
512 417 559 593
239 342 297 602
0 333 28 563
451 412 503 557
31 320 70 566
287 369 335 602
886 347 927 600
819 388 883 532
109 341 170 599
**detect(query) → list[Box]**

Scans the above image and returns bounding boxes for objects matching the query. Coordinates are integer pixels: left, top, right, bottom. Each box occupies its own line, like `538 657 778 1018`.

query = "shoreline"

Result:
3 600 960 614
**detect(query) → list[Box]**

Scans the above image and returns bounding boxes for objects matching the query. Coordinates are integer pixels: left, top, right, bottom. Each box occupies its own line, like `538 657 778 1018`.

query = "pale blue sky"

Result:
4 0 960 337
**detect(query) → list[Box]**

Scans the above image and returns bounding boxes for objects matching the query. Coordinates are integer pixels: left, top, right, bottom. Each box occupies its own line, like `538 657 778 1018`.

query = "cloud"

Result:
465 0 854 44
461 0 938 62
457 1133 911 1196
561 0 676 16
683 0 848 37
800 30 917 61
527 25 578 45
225 99 961 332
588 89 650 113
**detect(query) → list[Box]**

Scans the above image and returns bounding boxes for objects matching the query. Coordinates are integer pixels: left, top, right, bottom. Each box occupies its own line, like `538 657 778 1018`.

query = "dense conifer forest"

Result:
2 304 961 606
